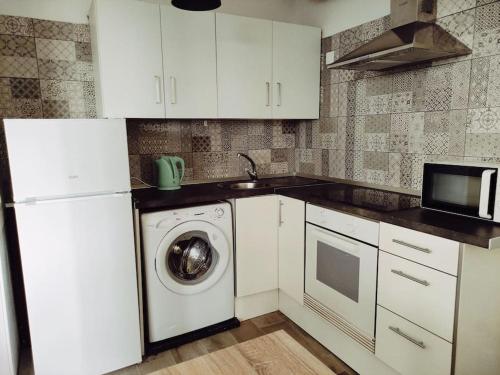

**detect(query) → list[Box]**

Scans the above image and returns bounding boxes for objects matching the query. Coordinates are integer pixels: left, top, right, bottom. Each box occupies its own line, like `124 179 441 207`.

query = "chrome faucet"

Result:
237 153 258 181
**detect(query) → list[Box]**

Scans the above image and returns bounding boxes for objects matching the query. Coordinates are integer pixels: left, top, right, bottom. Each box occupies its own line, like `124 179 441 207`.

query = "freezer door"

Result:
15 193 141 375
4 119 131 202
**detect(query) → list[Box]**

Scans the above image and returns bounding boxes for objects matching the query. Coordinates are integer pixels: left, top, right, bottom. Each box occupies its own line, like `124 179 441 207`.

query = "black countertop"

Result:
132 176 500 249
132 176 327 211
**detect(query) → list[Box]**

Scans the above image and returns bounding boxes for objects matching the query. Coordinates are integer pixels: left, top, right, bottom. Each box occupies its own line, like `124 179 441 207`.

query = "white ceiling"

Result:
0 0 390 36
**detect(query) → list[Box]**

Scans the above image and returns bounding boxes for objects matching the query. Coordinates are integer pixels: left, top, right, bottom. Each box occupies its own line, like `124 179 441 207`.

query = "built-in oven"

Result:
305 204 379 353
421 162 500 222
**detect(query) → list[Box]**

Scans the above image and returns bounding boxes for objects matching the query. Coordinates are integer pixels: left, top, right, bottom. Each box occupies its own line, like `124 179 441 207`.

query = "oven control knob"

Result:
215 207 224 218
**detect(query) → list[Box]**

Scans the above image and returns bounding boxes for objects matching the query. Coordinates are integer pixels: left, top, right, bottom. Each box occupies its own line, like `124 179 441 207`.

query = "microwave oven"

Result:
421 162 500 222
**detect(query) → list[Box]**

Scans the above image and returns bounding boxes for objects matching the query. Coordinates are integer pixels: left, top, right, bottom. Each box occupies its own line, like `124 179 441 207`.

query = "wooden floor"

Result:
155 330 336 374
18 312 357 375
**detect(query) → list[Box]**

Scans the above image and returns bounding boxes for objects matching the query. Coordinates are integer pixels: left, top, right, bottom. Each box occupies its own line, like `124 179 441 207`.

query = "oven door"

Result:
422 163 498 220
305 223 377 336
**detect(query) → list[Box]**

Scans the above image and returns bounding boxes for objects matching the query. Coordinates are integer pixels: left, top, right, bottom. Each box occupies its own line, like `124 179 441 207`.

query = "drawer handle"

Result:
391 269 430 286
392 239 431 254
389 326 426 349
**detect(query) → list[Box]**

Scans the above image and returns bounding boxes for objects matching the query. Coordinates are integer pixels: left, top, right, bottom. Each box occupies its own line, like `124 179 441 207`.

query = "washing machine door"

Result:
155 220 230 295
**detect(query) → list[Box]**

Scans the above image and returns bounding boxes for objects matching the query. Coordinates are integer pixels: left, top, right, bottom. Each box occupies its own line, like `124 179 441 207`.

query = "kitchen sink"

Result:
217 176 322 190
225 181 273 190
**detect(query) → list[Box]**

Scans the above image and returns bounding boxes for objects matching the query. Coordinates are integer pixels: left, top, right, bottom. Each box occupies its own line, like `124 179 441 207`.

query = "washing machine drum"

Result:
156 221 230 295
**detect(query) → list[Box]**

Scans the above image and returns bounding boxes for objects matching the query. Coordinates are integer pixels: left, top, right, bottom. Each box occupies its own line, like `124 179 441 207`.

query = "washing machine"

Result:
141 202 235 344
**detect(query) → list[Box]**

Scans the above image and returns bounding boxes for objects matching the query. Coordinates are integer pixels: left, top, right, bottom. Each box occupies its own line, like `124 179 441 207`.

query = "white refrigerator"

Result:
4 119 142 375
0 193 18 375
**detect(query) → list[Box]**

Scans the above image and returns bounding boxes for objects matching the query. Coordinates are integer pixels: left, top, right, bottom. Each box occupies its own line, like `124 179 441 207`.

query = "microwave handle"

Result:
479 169 496 219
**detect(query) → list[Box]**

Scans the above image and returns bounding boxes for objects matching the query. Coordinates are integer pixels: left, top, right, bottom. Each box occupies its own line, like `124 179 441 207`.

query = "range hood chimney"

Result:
328 0 471 71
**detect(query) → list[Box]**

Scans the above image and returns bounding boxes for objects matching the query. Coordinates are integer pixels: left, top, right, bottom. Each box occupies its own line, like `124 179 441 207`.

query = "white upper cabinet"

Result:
216 13 273 119
272 22 321 119
91 1 320 119
161 6 218 118
90 0 165 118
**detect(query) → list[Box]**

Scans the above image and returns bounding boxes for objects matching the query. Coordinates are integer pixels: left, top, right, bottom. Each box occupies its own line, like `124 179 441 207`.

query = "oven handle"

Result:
479 169 496 219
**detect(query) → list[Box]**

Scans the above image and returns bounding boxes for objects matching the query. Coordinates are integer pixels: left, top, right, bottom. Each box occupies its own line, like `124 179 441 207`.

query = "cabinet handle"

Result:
278 200 284 226
389 326 426 349
170 76 177 104
391 269 430 286
392 239 431 254
277 82 282 106
154 76 162 104
266 82 270 106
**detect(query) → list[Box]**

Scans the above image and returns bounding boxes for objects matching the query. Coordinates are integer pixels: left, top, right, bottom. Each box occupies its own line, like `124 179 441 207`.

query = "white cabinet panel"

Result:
378 251 457 341
376 306 453 375
379 222 460 275
273 22 320 119
161 6 217 118
278 196 305 305
91 0 165 118
235 196 278 297
216 13 273 119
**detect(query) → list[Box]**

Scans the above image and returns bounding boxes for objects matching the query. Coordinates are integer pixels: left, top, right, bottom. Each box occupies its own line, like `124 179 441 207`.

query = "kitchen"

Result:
0 0 500 374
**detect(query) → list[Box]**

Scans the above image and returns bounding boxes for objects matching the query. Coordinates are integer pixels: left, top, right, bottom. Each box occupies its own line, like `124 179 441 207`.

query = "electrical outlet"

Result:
325 51 336 65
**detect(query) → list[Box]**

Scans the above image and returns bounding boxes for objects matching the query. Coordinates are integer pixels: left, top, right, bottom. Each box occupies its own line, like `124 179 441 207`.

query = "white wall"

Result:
292 0 390 37
0 0 391 36
0 0 93 23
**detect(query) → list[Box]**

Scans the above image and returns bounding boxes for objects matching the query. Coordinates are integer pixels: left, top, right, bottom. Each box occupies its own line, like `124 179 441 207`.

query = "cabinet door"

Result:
216 14 273 119
278 196 305 305
272 22 321 119
235 196 278 297
161 6 217 118
91 0 164 118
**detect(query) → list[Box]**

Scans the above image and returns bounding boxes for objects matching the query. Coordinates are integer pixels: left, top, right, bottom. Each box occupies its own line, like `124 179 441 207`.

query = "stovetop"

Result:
280 183 421 213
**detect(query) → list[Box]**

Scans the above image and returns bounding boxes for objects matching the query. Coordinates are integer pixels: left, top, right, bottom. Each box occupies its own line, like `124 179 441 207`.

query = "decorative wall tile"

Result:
437 0 476 18
42 99 70 118
0 56 38 78
475 1 500 32
75 42 92 62
465 133 500 156
451 60 471 109
0 15 33 36
473 27 500 57
469 57 490 107
467 107 500 132
10 78 40 99
0 35 36 57
35 38 76 61
487 54 500 106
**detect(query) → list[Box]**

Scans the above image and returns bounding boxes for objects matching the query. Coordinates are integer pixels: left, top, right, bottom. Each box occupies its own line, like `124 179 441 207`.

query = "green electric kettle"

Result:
155 156 185 190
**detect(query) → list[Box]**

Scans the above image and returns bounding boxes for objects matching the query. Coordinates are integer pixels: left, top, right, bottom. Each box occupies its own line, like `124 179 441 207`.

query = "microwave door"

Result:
479 169 496 219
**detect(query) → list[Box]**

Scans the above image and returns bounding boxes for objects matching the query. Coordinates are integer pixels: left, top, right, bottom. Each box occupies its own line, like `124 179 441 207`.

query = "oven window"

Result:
431 173 481 207
316 241 360 302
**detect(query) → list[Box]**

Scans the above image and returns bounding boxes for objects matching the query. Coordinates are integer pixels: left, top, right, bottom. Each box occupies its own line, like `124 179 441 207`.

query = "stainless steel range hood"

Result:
328 0 471 71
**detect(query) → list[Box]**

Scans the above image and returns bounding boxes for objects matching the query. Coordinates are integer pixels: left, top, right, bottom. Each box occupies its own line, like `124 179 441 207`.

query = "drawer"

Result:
378 251 457 341
307 204 379 246
379 222 459 275
376 306 453 375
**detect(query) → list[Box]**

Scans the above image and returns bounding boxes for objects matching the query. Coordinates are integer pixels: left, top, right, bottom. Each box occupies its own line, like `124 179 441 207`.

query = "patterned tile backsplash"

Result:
127 119 298 184
0 15 95 119
300 0 500 193
2 0 500 191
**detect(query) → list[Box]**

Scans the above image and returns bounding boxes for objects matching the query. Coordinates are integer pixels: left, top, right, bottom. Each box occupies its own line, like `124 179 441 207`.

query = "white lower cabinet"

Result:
278 196 305 305
235 196 278 297
378 251 457 342
376 306 453 375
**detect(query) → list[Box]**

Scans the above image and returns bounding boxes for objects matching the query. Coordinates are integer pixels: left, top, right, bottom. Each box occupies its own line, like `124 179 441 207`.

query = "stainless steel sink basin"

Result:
228 181 272 190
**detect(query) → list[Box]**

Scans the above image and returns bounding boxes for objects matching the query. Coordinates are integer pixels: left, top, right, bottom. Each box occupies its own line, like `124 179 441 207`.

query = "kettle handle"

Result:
171 156 185 183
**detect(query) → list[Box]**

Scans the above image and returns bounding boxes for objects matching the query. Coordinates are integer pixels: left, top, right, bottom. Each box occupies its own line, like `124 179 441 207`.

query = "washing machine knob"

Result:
214 207 224 218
